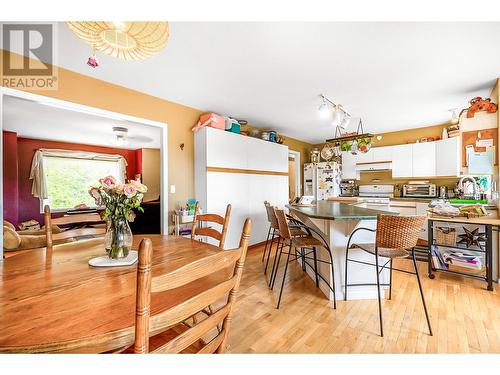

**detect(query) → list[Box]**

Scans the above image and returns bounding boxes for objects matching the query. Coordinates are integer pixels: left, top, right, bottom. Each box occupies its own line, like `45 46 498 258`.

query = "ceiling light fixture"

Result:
112 126 129 146
66 22 170 62
319 94 349 127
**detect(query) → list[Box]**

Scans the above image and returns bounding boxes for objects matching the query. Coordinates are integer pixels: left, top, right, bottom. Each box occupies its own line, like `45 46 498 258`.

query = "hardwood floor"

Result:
227 246 500 353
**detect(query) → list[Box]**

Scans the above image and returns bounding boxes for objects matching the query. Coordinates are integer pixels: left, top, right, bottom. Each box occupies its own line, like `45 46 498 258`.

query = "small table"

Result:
427 215 498 291
0 235 224 353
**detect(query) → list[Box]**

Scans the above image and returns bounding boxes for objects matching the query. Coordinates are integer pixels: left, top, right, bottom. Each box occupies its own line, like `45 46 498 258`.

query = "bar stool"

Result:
344 214 433 337
272 208 337 310
263 202 306 277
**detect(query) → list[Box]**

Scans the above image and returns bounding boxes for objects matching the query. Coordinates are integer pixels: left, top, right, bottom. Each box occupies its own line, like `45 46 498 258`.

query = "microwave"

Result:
402 184 437 198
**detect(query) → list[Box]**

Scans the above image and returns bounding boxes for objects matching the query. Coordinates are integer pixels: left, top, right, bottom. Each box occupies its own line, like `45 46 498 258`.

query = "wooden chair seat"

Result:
350 243 410 258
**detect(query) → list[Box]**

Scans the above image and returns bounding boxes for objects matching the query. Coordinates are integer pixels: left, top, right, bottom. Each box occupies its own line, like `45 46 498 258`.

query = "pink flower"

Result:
99 176 117 189
129 179 148 193
88 187 100 200
123 184 137 198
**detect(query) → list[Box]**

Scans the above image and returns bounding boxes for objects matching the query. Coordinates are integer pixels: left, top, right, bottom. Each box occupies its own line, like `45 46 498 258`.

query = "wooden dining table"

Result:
0 235 225 353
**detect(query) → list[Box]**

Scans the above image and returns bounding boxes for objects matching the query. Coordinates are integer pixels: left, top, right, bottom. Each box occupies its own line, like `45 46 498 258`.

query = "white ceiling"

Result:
6 22 500 143
2 95 161 149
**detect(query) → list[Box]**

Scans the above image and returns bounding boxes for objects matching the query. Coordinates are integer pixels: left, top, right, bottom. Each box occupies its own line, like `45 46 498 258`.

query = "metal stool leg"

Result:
264 230 276 275
270 238 285 290
388 259 393 300
262 226 272 263
267 236 282 285
375 249 384 337
411 248 433 336
301 248 306 271
344 246 349 301
312 246 320 288
277 244 293 309
324 246 337 309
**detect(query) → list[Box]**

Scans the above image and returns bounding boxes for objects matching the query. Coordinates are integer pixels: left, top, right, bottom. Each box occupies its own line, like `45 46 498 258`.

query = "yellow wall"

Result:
1 51 313 226
141 148 161 202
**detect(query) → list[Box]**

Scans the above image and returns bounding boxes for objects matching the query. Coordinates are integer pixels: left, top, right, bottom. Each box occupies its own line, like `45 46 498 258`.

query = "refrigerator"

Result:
303 162 341 200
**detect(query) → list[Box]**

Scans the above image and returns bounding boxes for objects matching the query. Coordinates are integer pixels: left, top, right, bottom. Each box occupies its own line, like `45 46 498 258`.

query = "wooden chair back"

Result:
44 205 106 249
375 214 426 250
274 208 292 239
264 201 279 230
134 218 252 354
191 203 231 248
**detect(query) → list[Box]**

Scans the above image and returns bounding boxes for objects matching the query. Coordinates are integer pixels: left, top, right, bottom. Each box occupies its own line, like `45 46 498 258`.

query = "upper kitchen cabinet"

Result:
412 141 436 177
391 144 413 178
435 137 460 177
341 151 357 179
372 146 393 162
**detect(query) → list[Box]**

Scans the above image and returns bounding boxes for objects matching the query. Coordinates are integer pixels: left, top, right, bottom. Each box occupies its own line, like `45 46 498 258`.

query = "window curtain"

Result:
29 149 128 199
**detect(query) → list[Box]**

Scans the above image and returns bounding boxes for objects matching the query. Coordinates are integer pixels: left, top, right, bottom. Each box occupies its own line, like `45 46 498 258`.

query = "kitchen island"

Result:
287 201 395 302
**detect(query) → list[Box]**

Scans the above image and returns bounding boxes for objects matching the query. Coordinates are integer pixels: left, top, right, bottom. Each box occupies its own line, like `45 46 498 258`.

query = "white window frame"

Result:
37 153 127 213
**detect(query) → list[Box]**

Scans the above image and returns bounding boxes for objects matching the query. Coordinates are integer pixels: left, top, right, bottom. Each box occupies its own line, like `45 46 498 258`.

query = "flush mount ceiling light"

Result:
112 126 129 146
66 22 169 61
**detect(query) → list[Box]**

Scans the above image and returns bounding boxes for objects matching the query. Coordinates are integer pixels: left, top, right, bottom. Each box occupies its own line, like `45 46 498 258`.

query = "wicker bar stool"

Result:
344 214 432 337
273 208 337 309
263 202 307 278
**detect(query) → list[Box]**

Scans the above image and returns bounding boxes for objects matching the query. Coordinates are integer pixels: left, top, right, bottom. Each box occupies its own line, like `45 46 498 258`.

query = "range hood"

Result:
355 161 392 172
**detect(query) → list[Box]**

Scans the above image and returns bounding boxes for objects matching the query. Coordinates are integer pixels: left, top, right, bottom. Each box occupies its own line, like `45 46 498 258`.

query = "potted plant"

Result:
89 176 148 259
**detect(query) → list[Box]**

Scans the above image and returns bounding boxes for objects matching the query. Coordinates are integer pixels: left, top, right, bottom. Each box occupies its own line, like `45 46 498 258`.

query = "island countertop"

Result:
287 201 392 221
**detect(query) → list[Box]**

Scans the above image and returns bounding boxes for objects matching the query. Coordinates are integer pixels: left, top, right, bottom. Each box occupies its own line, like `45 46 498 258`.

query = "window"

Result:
30 149 128 212
41 156 125 211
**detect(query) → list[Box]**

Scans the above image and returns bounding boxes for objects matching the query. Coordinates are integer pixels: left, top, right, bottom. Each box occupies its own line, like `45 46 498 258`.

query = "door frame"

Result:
288 149 301 199
0 87 169 259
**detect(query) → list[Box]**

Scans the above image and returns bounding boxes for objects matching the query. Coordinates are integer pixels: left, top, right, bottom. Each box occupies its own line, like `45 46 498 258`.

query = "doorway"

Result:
288 150 301 201
0 87 169 259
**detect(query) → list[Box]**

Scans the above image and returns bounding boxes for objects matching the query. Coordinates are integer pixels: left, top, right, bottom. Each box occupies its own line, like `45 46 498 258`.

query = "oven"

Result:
402 184 437 198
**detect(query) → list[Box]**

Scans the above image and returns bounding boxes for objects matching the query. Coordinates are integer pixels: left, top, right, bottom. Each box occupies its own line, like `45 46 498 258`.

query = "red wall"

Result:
3 131 19 225
3 132 138 225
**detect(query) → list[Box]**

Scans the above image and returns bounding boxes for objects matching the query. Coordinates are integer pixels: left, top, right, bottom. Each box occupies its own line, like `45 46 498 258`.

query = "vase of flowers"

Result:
89 176 147 259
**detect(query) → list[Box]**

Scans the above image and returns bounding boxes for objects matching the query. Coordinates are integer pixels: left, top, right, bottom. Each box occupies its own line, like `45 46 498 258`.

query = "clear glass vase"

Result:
104 218 133 259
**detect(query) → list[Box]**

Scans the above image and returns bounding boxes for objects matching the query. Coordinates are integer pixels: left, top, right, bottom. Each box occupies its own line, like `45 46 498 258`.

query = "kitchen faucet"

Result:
458 176 479 200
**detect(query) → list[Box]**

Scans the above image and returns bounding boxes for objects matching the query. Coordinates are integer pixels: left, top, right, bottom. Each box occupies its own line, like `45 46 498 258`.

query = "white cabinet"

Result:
435 137 460 177
341 151 357 179
412 142 436 177
246 136 288 172
195 127 289 248
206 127 248 170
354 149 374 164
416 202 429 240
391 144 413 178
372 146 393 163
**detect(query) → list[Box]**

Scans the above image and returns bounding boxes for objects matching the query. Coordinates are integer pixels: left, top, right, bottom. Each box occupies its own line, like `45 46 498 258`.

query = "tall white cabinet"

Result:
195 127 289 249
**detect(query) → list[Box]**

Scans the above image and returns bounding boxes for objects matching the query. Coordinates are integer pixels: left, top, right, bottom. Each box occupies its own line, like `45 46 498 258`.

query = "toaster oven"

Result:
402 184 437 198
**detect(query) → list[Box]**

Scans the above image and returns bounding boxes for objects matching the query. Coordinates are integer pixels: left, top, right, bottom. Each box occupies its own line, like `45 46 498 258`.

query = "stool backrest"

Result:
274 208 291 239
264 201 279 230
191 203 231 248
376 214 426 249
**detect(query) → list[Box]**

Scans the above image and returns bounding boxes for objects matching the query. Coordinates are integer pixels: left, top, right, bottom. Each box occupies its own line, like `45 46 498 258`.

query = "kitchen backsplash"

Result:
357 171 459 189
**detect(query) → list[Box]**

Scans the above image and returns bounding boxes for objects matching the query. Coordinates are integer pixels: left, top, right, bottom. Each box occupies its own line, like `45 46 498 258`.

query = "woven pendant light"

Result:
66 22 169 60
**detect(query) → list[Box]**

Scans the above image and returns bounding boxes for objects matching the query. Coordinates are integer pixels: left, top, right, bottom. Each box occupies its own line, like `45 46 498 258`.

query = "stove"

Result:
357 184 394 207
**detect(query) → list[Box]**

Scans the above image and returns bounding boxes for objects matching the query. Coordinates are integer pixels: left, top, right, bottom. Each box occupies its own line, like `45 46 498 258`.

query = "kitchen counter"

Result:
287 201 392 303
390 197 433 202
287 201 394 221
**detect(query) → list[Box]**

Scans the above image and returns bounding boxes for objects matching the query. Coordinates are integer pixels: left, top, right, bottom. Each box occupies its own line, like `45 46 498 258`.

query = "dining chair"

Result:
132 218 252 354
191 202 231 249
44 205 106 249
272 208 337 309
344 214 432 337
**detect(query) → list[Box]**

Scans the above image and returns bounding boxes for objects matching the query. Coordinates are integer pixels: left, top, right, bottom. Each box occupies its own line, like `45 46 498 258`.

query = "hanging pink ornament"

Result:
87 46 99 68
